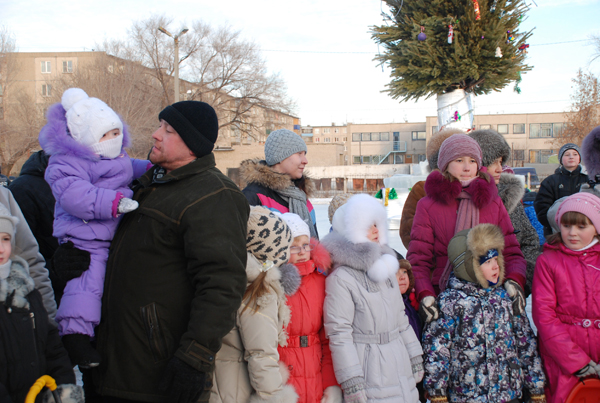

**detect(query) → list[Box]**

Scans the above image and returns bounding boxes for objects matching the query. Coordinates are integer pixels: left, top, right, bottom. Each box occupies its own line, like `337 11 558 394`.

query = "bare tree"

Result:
97 15 296 143
591 34 600 66
553 69 600 148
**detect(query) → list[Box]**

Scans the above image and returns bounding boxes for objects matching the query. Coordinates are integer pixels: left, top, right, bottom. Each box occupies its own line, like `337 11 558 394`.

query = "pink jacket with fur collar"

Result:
407 170 526 301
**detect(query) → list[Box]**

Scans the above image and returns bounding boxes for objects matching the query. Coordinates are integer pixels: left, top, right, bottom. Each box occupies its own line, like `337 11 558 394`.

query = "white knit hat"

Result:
62 88 123 158
281 213 310 239
0 204 18 243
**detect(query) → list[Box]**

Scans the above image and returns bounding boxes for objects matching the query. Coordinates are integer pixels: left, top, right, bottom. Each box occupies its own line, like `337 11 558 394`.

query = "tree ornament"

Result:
453 111 462 121
418 26 427 41
448 25 454 44
473 0 481 20
388 188 398 200
495 47 503 57
514 71 522 94
518 43 529 54
506 30 515 43
375 189 383 199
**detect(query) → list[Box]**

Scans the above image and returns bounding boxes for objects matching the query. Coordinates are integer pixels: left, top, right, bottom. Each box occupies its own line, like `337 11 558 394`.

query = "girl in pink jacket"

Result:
533 192 600 402
407 134 527 323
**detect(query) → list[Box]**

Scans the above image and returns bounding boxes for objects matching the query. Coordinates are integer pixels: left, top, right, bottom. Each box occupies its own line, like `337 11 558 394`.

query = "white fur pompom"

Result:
61 88 88 111
367 253 399 283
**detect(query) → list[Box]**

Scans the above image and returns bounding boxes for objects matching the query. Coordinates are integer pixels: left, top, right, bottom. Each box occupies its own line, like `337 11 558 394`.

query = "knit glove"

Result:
418 296 439 323
504 279 526 316
411 355 424 383
341 377 367 403
51 241 91 282
42 384 85 403
159 357 207 403
117 197 139 214
574 360 598 378
320 385 343 403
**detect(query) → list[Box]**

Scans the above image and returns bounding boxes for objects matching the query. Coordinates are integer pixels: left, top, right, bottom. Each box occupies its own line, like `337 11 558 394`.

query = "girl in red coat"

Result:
533 192 600 403
279 213 341 403
407 134 527 324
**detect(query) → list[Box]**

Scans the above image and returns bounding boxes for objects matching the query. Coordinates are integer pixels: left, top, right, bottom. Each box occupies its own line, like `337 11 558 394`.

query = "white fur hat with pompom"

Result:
61 88 123 148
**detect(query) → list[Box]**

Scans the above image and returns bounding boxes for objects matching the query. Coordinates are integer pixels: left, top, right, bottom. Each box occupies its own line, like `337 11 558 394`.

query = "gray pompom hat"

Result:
264 129 307 166
468 129 511 168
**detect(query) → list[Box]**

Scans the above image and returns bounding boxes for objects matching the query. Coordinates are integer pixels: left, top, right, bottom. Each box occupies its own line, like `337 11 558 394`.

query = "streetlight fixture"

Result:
158 26 189 103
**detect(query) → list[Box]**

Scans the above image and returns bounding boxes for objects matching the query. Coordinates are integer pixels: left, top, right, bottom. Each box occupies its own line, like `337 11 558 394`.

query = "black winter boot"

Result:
62 334 101 369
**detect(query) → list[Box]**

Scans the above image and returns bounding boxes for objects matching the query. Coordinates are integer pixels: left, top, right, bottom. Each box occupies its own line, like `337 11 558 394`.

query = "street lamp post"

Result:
158 26 189 103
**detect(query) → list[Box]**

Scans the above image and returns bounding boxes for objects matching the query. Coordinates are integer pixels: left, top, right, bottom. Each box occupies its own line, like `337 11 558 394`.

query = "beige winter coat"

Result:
210 253 299 403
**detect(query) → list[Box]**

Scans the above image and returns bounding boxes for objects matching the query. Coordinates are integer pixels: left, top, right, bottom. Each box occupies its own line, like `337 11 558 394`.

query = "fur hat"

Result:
280 213 310 239
158 101 219 158
437 134 483 172
468 129 511 167
447 224 505 289
398 259 415 293
559 143 582 166
331 194 388 245
0 204 18 243
426 128 465 171
328 193 352 224
264 129 307 166
556 192 600 234
246 206 292 267
62 88 124 158
582 126 600 178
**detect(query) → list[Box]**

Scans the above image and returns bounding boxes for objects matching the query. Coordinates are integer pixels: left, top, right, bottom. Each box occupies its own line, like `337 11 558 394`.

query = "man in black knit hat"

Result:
58 101 249 403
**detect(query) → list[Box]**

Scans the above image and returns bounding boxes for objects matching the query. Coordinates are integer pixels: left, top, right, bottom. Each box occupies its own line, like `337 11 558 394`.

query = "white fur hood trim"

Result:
331 194 388 245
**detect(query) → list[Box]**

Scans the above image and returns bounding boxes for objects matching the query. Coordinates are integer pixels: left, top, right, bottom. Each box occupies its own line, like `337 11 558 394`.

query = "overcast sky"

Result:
2 0 600 126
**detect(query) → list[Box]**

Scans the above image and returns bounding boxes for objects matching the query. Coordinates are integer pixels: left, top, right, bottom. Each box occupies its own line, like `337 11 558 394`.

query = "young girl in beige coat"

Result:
210 206 300 403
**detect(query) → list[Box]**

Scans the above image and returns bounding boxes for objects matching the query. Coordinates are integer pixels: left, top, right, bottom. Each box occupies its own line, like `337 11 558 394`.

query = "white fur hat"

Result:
62 88 123 148
281 213 310 239
332 194 388 245
0 203 18 243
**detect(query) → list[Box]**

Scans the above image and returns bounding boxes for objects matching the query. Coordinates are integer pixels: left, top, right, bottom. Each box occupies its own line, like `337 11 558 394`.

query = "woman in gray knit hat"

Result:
240 129 319 238
468 129 540 297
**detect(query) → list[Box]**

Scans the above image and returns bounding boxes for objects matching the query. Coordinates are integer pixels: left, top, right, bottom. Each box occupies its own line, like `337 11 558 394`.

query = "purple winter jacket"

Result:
39 103 149 242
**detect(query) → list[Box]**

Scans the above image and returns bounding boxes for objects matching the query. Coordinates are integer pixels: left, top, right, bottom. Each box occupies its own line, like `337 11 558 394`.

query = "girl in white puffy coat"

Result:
322 194 423 403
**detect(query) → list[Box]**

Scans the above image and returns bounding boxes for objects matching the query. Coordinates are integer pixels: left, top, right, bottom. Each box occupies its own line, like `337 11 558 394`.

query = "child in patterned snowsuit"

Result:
423 223 546 403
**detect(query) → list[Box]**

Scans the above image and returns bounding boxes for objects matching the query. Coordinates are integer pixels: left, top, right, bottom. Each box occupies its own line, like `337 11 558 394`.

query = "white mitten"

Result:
117 197 139 214
504 279 526 316
411 356 425 383
418 295 439 323
42 384 85 403
574 360 599 378
321 385 343 403
367 253 399 283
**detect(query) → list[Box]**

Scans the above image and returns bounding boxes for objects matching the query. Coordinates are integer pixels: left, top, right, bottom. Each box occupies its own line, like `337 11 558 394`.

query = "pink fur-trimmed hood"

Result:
38 102 132 161
424 170 497 209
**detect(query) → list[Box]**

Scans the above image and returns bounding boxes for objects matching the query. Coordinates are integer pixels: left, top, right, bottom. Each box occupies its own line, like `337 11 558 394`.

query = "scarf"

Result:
438 188 480 291
276 185 318 239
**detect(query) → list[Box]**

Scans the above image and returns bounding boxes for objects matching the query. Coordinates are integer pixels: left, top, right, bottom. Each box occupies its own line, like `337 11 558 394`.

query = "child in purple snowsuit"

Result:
39 88 149 368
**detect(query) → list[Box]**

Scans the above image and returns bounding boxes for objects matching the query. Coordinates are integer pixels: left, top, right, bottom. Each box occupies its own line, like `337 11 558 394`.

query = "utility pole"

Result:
158 26 189 103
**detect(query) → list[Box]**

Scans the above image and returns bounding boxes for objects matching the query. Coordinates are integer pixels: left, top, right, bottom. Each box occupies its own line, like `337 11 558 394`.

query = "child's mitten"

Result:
341 377 367 403
418 296 439 323
504 279 526 316
42 384 85 403
411 356 424 383
118 197 139 214
574 360 598 378
320 385 342 403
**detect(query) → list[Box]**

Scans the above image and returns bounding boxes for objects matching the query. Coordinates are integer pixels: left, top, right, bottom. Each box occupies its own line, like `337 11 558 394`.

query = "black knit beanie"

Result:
158 101 219 158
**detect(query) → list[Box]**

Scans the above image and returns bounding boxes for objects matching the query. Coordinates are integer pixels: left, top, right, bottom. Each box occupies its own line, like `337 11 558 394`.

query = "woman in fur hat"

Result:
0 203 84 403
534 142 588 237
423 224 546 402
469 129 540 297
323 194 423 403
210 206 300 403
407 134 527 324
39 88 150 368
241 129 318 239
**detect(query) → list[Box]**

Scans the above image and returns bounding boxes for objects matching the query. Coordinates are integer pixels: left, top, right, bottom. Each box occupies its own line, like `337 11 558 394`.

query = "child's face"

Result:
99 128 121 143
561 222 597 250
562 149 580 170
289 235 311 264
447 156 478 181
396 268 409 294
480 256 500 284
366 224 379 243
0 232 11 265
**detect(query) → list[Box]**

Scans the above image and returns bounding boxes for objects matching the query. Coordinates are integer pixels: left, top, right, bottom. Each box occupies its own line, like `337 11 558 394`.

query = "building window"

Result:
353 156 361 164
394 154 404 164
497 124 509 134
314 128 320 134
362 133 371 141
362 156 371 164
315 138 320 143
62 60 73 73
41 61 51 73
42 84 52 97
0 106 3 120
323 128 330 134
529 123 555 138
432 126 438 134
381 132 390 141
0 84 3 96
334 128 339 133
418 154 427 162
352 133 361 142
324 138 331 143
342 128 347 133
412 131 426 140
513 150 525 161
480 124 491 129
513 124 525 134
553 123 564 137
530 149 554 163
343 137 347 141
334 137 339 142
371 132 380 141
